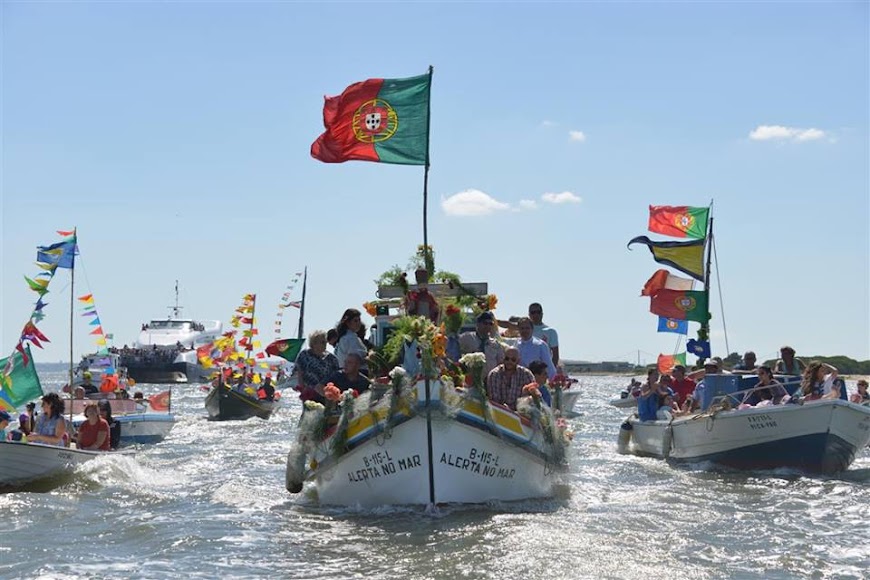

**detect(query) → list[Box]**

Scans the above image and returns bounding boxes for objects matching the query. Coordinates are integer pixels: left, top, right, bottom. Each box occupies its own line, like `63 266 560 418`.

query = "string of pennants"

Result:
273 271 304 339
78 293 111 353
3 229 77 375
198 293 276 382
628 206 713 373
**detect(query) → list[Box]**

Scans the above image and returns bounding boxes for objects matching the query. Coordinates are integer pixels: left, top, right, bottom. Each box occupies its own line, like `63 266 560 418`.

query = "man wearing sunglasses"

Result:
459 311 505 374
486 346 534 410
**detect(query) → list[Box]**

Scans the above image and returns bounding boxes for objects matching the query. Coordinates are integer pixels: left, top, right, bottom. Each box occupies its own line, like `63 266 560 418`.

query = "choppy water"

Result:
1 372 868 579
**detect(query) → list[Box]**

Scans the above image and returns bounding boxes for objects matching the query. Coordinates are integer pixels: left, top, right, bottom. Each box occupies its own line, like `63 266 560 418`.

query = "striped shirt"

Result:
486 364 535 410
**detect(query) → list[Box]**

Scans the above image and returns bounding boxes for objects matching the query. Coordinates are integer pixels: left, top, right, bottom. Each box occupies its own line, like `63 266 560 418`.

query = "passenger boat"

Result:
70 391 176 445
119 281 223 384
622 374 870 473
285 279 573 506
0 230 129 487
620 205 870 473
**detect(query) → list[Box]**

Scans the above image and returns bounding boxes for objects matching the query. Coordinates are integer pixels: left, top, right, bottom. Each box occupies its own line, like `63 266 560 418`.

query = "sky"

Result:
1 2 868 367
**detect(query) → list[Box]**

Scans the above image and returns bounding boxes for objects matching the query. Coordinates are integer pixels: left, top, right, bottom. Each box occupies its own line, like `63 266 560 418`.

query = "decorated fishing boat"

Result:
285 278 573 506
619 205 870 473
119 281 223 384
202 293 282 421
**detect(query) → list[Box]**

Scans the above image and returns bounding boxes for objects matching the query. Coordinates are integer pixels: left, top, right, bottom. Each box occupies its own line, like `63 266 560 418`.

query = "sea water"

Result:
1 371 867 579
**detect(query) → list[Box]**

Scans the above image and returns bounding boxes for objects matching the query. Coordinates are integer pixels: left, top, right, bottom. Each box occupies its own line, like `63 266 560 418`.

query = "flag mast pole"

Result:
700 204 714 364
421 65 434 276
420 64 437 507
69 228 76 423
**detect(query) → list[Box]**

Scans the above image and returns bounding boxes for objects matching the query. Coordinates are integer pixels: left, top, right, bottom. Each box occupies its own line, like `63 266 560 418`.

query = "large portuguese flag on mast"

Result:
648 205 709 239
311 73 431 165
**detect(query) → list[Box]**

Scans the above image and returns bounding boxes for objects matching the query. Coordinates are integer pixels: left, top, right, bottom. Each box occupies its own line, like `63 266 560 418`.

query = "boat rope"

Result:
712 235 730 355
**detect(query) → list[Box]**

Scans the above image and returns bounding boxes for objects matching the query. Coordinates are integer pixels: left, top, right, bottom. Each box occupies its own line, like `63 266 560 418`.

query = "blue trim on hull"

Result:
671 432 859 474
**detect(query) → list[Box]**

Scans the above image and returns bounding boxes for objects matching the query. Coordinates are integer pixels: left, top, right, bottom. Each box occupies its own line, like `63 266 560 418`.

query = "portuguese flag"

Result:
657 352 687 374
648 205 709 239
311 72 431 165
265 338 305 362
649 289 709 323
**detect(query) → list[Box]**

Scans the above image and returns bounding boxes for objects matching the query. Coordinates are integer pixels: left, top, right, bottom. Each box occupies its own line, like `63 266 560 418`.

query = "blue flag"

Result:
36 240 77 269
657 316 688 335
687 339 711 358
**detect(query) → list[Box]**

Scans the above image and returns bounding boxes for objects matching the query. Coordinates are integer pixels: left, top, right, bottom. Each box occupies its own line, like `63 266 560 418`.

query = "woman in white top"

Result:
334 308 368 371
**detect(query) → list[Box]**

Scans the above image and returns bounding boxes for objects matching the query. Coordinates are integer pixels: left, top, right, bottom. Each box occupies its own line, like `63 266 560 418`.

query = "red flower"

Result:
522 382 542 399
324 383 342 402
351 389 360 398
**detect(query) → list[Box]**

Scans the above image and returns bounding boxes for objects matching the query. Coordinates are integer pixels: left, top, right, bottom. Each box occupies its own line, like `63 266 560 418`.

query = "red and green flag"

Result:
311 72 431 165
265 338 305 362
657 352 687 374
649 289 709 323
648 205 709 239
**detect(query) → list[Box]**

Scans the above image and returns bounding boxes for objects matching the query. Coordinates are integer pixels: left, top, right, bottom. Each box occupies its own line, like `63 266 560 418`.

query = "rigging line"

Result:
712 235 730 355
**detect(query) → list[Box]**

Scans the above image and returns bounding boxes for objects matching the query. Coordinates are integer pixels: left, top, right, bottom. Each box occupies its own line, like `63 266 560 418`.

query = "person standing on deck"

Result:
528 303 560 368
459 311 505 375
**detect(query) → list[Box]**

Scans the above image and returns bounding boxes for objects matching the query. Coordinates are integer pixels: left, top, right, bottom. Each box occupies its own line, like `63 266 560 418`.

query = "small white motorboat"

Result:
0 441 106 487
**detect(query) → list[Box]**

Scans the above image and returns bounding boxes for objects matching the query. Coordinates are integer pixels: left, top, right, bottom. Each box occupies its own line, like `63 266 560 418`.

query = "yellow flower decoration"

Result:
487 294 498 311
363 302 378 317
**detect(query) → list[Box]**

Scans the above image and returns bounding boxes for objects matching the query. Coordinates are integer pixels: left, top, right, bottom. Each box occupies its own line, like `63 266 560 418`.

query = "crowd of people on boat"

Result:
292 300 563 412
113 343 192 366
633 345 868 422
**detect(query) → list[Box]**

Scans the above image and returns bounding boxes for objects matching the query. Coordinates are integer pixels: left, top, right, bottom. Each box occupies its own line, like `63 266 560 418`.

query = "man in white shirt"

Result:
528 302 559 367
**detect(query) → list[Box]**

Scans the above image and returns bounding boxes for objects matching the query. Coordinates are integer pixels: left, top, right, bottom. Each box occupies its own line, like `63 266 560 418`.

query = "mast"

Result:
68 228 76 399
169 280 182 319
296 267 307 340
700 215 714 362
421 65 434 276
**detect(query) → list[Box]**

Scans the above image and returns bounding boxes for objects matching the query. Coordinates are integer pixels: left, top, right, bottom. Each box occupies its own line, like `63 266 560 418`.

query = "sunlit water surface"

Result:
1 372 867 579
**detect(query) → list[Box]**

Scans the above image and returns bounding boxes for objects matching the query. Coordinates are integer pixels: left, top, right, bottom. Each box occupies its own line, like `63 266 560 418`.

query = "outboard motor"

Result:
617 419 633 454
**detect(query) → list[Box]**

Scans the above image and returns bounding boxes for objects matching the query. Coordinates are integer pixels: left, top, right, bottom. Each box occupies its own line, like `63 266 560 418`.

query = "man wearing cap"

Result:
687 358 727 411
459 311 505 374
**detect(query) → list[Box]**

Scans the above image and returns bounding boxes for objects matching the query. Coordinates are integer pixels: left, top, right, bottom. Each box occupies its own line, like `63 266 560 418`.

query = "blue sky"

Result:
2 2 868 366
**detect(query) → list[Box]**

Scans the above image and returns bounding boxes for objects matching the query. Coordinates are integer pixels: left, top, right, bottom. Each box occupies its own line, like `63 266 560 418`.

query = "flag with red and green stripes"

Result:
648 205 709 239
311 73 431 165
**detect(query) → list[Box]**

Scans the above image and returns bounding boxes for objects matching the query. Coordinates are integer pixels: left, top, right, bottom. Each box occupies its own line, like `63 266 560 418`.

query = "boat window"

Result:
148 320 192 330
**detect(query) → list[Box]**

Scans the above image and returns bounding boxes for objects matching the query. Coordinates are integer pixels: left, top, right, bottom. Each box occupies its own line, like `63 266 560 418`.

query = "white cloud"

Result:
749 125 827 142
518 199 538 210
568 130 586 142
541 120 557 127
541 191 582 204
441 189 511 217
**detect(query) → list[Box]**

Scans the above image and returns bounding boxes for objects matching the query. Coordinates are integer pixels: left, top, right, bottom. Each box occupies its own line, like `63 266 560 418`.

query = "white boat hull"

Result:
116 414 175 444
626 399 870 473
292 379 569 507
609 395 638 409
313 414 556 506
0 442 103 486
560 388 582 416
